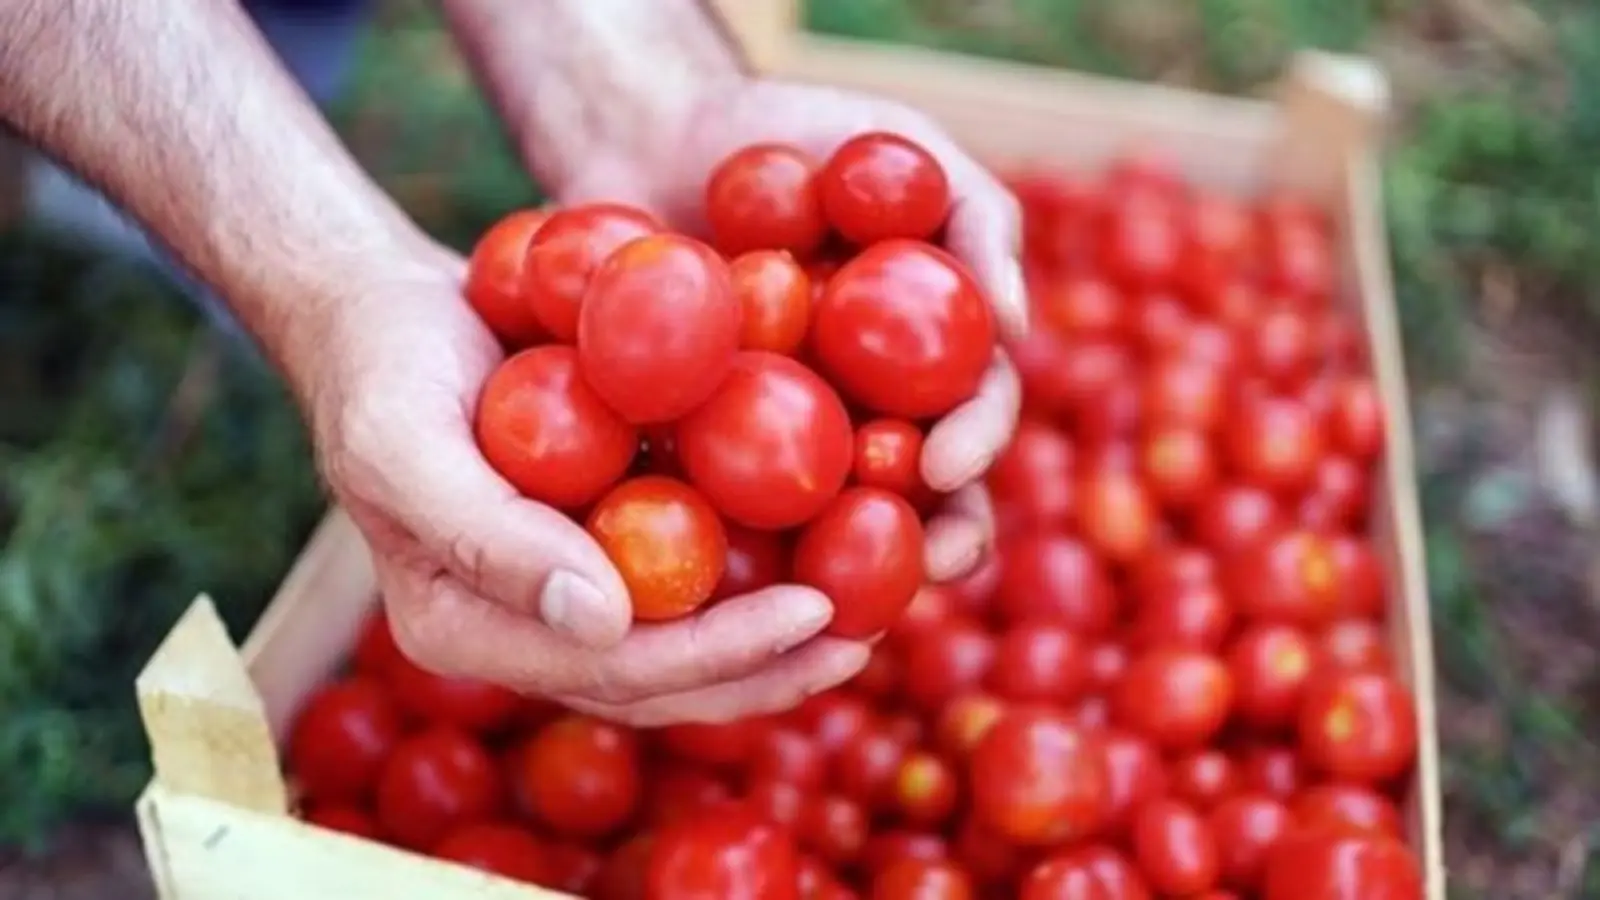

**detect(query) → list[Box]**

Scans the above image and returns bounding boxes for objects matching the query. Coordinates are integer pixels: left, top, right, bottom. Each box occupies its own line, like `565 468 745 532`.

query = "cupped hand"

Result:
552 77 1027 582
311 249 868 726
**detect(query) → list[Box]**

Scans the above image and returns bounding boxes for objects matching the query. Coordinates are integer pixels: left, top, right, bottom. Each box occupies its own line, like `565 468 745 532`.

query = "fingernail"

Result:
925 520 983 582
776 591 833 654
539 569 626 648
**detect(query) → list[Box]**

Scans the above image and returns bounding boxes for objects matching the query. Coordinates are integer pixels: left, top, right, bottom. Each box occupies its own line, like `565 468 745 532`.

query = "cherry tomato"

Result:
1020 854 1110 900
969 709 1108 846
1300 454 1370 530
987 418 1077 532
510 714 641 839
705 143 828 257
812 240 994 419
902 621 997 711
712 525 789 601
1190 483 1284 553
1262 832 1424 900
834 727 910 810
302 804 382 840
1102 189 1183 291
1298 672 1418 783
465 208 549 347
1244 307 1318 387
1140 426 1218 509
375 727 501 850
933 691 1006 759
863 831 950 876
994 531 1117 633
1319 618 1393 674
952 816 1028 888
799 794 870 866
543 841 605 894
435 823 553 885
288 678 404 804
647 805 802 900
794 692 876 758
1260 205 1337 302
795 487 925 639
677 351 854 529
852 645 903 700
1226 396 1325 494
853 419 932 503
1100 730 1169 834
1292 783 1404 839
594 834 655 900
387 654 521 734
1115 648 1233 750
587 475 728 621
1237 744 1306 801
729 249 812 356
871 858 974 900
1039 273 1124 338
987 622 1092 704
1077 469 1156 564
1143 356 1225 432
1227 623 1316 729
749 726 827 789
746 779 806 830
658 720 759 769
1228 528 1340 627
352 609 406 679
1131 581 1232 652
577 234 742 424
819 132 951 244
1131 799 1220 896
1089 641 1133 692
1328 375 1385 461
475 345 639 508
524 203 661 341
1209 794 1292 892
893 751 960 828
646 767 736 828
1330 534 1386 619
1169 749 1237 811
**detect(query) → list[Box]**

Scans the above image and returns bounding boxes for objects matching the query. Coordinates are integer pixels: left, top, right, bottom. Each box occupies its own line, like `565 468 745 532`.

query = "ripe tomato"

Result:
746 779 806 830
799 794 871 865
1243 307 1318 387
659 719 760 769
705 143 828 257
543 841 605 894
1228 528 1340 627
853 419 932 503
1262 832 1423 900
871 858 974 900
1236 744 1306 801
1131 581 1232 652
352 609 406 679
646 805 801 900
749 726 827 789
1020 854 1110 900
1140 426 1217 509
288 678 403 804
1319 618 1393 674
969 709 1108 846
711 525 789 602
1298 672 1418 783
375 727 501 850
812 240 994 419
834 727 910 810
1114 649 1233 750
677 351 853 529
863 831 950 877
1142 356 1225 432
902 621 997 710
794 692 876 758
1292 783 1404 839
524 203 661 341
465 208 549 347
475 345 639 509
1038 274 1125 338
302 804 382 840
729 249 812 355
894 751 960 827
852 645 903 700
1100 730 1169 834
933 692 1006 759
819 132 951 244
988 623 1092 704
1209 794 1292 892
794 487 925 639
1089 641 1132 692
646 767 736 828
388 654 521 734
987 418 1077 532
1131 799 1220 896
577 234 742 424
510 715 641 839
1102 189 1183 291
1190 483 1284 553
1169 749 1237 811
994 531 1117 633
594 834 655 900
1077 469 1156 564
1328 375 1385 460
1329 534 1385 619
434 823 553 885
587 475 728 621
952 816 1028 888
1260 205 1336 302
1226 396 1325 493
1299 454 1369 530
1227 623 1316 729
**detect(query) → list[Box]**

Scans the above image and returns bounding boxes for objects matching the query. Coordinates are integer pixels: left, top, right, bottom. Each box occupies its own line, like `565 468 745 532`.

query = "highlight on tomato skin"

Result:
522 202 662 342
585 474 729 622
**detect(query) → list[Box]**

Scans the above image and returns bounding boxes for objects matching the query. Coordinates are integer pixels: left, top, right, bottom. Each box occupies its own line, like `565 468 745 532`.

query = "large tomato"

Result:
375 727 501 850
464 208 549 347
288 678 404 804
794 486 925 639
510 714 642 839
969 709 1108 846
1226 623 1316 729
586 475 728 621
729 249 812 356
474 345 638 509
646 805 801 900
676 352 853 529
704 143 828 257
523 203 661 341
1262 832 1424 900
1227 528 1340 627
1298 672 1418 783
812 240 994 419
819 132 951 245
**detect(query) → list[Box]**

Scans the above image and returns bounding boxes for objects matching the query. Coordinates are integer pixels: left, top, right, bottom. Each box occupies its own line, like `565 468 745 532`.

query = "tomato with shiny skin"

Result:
1101 189 1183 291
952 816 1028 888
1143 356 1225 432
819 132 951 245
375 727 501 850
969 709 1108 846
1020 855 1111 900
833 727 910 810
746 779 806 830
659 719 760 769
676 351 853 529
933 691 1006 759
1262 831 1423 900
705 143 828 257
645 767 736 828
1319 618 1393 674
465 208 549 347
302 804 382 840
1190 483 1284 553
793 692 876 758
434 823 553 885
711 525 789 602
1244 307 1318 387
794 487 925 639
1228 528 1340 627
1226 396 1325 494
586 475 728 621
729 249 812 356
1131 581 1232 652
1039 273 1124 338
1209 794 1292 891
987 622 1092 704
510 715 642 839
863 831 950 877
646 805 801 900
1114 648 1233 750
288 677 404 804
1330 535 1385 619
1169 749 1237 811
594 834 655 900
475 345 639 508
524 203 660 341
1292 783 1404 839
994 531 1117 633
1227 623 1317 729
799 794 871 866
352 609 406 679
1088 641 1132 692
871 858 974 900
1298 672 1418 784
749 726 827 789
812 240 994 419
542 842 605 895
893 750 960 828
853 419 932 503
387 654 521 734
1140 426 1217 509
987 418 1077 532
1260 205 1337 302
1100 730 1169 834
902 621 997 711
1328 375 1385 461
1299 455 1369 530
1131 799 1220 896
1077 469 1157 564
1237 744 1306 801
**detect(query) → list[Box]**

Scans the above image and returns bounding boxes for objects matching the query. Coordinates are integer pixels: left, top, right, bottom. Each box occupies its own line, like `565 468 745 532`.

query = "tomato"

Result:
1053 340 1136 418
729 249 812 356
834 727 910 810
1020 855 1110 900
853 419 932 503
969 709 1108 846
1141 356 1224 434
1262 832 1424 900
893 751 959 828
1114 649 1233 750
543 841 605 894
863 831 950 876
1102 189 1183 291
749 726 828 789
988 623 1092 704
1243 307 1318 387
794 692 876 758
594 834 655 900
1260 206 1337 302
352 609 406 680
871 858 974 900
1298 672 1418 783
705 143 828 257
1237 744 1306 801
435 823 553 885
902 621 997 710
746 779 806 830
1100 730 1169 834
1077 469 1156 564
944 553 1001 619
1330 535 1385 619
952 816 1028 888
1131 581 1232 652
302 804 382 840
677 352 853 529
1131 799 1220 896
1088 641 1132 692
1292 783 1404 838
1227 623 1316 729
1299 454 1369 530
1226 396 1325 493
288 678 403 804
1328 376 1385 460
510 715 641 839
987 418 1077 532
475 345 639 509
659 720 759 769
375 727 501 850
933 692 1006 759
465 208 549 347
1138 427 1217 510
577 234 742 424
819 132 951 244
1183 191 1257 271
1319 618 1393 674
852 645 903 700
1190 483 1284 553
646 805 801 900
1007 326 1081 417
1228 528 1340 627
794 487 925 639
1076 379 1144 445
1039 274 1125 338
799 794 870 865
524 203 661 341
1130 291 1191 356
646 767 736 828
388 654 521 734
712 525 789 601
1169 749 1237 811
587 475 728 621
994 531 1117 633
1074 844 1153 900
1209 794 1292 892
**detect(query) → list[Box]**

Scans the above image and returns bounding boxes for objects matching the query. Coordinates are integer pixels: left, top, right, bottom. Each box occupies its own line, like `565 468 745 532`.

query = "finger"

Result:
923 484 997 582
556 638 871 727
939 157 1029 340
921 351 1022 491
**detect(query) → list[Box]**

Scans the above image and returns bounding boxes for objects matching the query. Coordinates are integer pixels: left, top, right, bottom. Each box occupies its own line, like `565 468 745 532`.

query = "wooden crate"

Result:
134 7 1444 898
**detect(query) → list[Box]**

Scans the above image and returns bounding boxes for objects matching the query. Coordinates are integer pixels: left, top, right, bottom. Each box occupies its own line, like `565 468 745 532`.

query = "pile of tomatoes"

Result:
284 142 1426 899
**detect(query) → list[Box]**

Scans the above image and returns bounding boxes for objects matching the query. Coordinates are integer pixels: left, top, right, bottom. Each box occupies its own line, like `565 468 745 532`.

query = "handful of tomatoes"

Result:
285 144 1425 900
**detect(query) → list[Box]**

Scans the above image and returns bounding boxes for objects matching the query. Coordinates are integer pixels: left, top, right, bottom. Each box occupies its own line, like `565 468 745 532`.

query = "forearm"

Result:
439 0 746 197
0 0 422 401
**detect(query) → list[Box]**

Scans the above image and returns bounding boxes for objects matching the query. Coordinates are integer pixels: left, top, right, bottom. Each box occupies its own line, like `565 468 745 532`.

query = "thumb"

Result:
943 165 1029 341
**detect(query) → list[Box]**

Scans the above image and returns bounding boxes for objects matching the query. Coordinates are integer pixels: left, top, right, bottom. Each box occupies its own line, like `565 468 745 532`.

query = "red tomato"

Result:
952 816 1029 888
1328 376 1385 461
388 654 521 734
594 834 655 900
799 794 871 866
1292 783 1404 839
1169 749 1237 811
1298 672 1418 784
1228 529 1340 627
302 804 382 840
1088 641 1132 692
475 345 639 508
1319 618 1393 674
1190 483 1284 553
988 623 1092 704
863 831 950 876
1227 623 1317 729
375 727 501 850
819 132 951 244
510 715 641 839
524 203 661 341
646 805 802 900
853 419 932 503
795 487 925 639
659 720 759 769
351 609 406 679
542 842 605 894
1102 189 1183 291
1299 454 1370 530
1131 291 1192 356
1260 207 1337 302
705 143 828 257
1262 832 1424 900
1131 581 1232 652
435 823 553 885
1237 744 1307 801
645 767 736 828
1244 307 1318 387
1330 535 1385 619
943 553 1001 619
1226 396 1325 493
969 709 1108 846
749 726 827 790
933 691 1007 759
1020 855 1111 900
1073 844 1153 900
812 240 994 419
1143 356 1225 432
1131 544 1216 600
1131 799 1220 896
1100 730 1169 834
794 692 876 758
902 621 997 711
1114 649 1233 750
834 727 910 810
1140 427 1218 509
893 751 959 828
1038 274 1125 338
677 352 853 529
288 678 404 804
746 779 806 830
465 208 549 347
577 234 742 424
852 645 903 700
1077 469 1156 564
729 249 812 356
1209 794 1292 892
987 418 1077 532
871 858 974 900
587 475 728 621
994 531 1118 633
712 525 789 601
